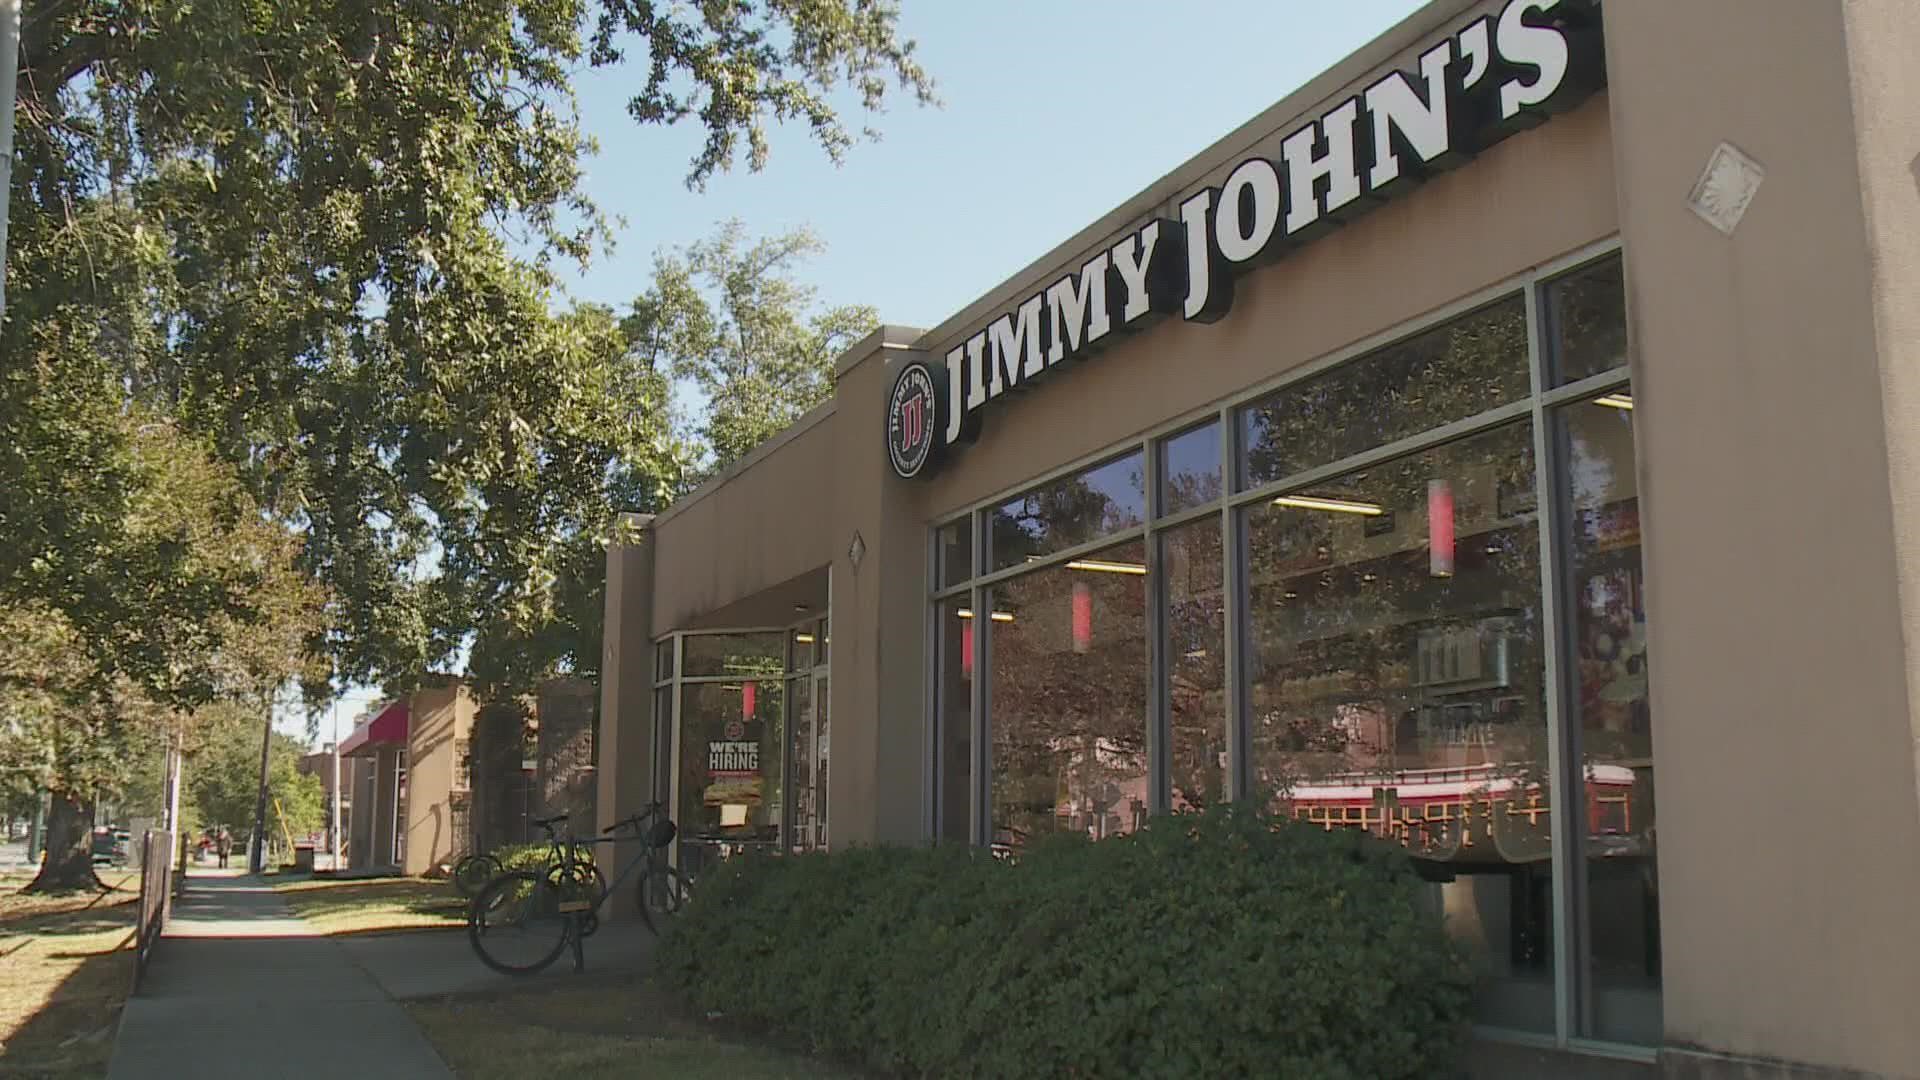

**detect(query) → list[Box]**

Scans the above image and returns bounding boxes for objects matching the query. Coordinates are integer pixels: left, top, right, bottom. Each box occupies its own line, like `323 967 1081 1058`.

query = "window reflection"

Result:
1239 295 1529 489
1562 392 1658 1043
1161 421 1223 515
682 633 785 679
1547 257 1629 385
1243 422 1555 1032
936 599 972 843
990 453 1146 570
990 542 1148 853
938 520 973 589
1164 519 1226 809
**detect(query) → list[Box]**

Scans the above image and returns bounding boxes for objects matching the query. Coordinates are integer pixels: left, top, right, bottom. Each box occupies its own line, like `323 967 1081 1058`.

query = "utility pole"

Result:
0 0 20 322
328 698 342 868
249 690 274 873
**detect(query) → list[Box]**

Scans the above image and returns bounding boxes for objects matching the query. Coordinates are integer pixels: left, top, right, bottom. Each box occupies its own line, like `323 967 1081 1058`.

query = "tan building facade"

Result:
597 3 1920 1075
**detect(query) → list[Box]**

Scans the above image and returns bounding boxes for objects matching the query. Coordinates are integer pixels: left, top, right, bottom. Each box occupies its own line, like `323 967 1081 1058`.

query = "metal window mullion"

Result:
667 634 684 871
1144 437 1169 816
971 580 990 848
1222 404 1248 803
1526 279 1577 1048
1541 368 1632 409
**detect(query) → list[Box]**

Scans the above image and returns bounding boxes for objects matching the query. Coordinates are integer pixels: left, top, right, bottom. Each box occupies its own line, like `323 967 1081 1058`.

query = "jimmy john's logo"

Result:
887 361 943 479
884 0 1604 479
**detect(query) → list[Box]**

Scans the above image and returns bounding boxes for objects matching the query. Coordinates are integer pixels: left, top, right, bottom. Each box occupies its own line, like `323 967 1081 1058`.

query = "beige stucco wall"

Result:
1606 2 1920 1074
649 408 842 637
402 682 475 876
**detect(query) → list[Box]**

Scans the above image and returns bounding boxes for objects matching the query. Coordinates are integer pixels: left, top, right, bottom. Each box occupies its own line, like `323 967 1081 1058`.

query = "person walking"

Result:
215 827 233 869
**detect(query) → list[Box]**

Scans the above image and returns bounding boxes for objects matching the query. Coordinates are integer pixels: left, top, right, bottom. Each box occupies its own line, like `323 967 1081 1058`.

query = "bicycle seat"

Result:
531 813 570 828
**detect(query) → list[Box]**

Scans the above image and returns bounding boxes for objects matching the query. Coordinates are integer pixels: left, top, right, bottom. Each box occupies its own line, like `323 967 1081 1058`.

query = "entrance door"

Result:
810 669 829 850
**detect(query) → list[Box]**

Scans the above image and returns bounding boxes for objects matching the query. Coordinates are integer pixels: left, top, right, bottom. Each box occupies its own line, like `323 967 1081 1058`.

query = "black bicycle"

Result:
466 803 689 977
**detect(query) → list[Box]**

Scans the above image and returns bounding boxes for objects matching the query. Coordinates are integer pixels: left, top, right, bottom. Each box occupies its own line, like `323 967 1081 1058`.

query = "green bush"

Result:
657 803 1471 1078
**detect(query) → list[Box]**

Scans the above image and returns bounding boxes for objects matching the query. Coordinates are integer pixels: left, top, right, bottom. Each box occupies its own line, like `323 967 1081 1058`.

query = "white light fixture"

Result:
956 609 1015 622
1272 494 1384 516
1594 393 1634 411
1065 558 1147 575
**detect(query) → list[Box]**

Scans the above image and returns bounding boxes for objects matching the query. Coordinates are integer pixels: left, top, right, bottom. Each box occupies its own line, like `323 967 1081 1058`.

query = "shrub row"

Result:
655 803 1471 1078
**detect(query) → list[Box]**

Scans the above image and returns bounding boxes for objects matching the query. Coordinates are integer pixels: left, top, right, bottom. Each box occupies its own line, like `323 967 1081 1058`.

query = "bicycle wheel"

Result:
634 864 689 934
452 853 503 898
468 871 570 976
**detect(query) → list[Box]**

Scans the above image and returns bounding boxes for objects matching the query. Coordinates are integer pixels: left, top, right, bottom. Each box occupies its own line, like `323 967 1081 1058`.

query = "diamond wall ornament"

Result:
847 531 867 569
1687 142 1764 235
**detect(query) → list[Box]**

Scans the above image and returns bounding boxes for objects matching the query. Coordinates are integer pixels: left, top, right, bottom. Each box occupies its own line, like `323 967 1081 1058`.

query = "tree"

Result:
0 416 323 891
628 220 880 474
187 704 323 858
6 0 934 708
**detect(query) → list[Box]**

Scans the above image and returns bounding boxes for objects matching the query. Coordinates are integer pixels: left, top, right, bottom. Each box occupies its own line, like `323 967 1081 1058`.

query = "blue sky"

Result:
288 1 1425 746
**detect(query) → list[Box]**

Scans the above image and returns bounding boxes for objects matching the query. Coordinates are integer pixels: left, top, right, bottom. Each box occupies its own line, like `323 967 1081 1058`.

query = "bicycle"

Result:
466 802 689 977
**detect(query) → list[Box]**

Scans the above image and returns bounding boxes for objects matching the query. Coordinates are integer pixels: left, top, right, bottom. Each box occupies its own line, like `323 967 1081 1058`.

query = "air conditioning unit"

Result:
1414 626 1511 692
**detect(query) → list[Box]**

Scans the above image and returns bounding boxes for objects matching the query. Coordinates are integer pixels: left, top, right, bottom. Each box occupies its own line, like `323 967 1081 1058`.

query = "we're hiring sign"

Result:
886 0 1603 481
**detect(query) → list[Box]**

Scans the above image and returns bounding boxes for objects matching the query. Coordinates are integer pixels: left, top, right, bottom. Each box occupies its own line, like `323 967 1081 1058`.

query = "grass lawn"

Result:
405 975 854 1080
0 867 141 1079
272 874 468 934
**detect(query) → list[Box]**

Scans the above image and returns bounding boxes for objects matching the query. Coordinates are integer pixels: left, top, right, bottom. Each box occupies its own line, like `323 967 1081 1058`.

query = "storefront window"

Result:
1560 391 1657 1044
1238 295 1529 490
938 519 973 588
677 678 785 874
936 599 972 843
1160 421 1222 515
990 452 1146 570
1244 421 1552 1031
932 247 1655 1046
989 541 1148 851
1164 518 1226 810
682 633 784 679
1546 257 1629 385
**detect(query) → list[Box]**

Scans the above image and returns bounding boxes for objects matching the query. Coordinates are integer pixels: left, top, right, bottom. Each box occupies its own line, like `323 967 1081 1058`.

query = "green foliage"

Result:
629 220 879 474
7 0 933 704
657 805 1471 1079
186 703 322 838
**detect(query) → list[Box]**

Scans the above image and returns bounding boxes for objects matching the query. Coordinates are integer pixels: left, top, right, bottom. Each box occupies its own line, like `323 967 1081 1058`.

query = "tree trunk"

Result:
24 790 102 893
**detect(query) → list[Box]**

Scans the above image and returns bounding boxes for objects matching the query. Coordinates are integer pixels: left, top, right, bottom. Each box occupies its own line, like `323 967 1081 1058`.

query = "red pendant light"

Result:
1428 478 1455 578
1072 581 1093 654
960 627 974 677
742 680 756 717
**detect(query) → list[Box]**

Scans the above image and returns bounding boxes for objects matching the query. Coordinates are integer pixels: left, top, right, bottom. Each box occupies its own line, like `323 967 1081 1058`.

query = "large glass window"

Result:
1245 422 1553 1032
1160 421 1223 515
1560 390 1657 1044
682 633 784 679
989 452 1146 570
989 541 1148 851
932 250 1652 1050
1164 518 1226 810
1239 295 1528 489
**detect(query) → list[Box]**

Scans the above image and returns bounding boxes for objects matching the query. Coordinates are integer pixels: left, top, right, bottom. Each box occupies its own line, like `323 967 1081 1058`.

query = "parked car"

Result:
91 827 131 866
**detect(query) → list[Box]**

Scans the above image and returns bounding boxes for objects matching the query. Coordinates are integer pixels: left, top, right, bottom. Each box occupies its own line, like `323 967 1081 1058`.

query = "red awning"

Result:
338 701 409 757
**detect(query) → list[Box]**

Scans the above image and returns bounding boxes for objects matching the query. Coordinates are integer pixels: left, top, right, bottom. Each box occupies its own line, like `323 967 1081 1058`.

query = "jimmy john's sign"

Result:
886 0 1603 480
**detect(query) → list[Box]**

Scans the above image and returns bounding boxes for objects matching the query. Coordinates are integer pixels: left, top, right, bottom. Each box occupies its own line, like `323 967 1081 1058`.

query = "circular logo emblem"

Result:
886 361 942 479
723 719 745 741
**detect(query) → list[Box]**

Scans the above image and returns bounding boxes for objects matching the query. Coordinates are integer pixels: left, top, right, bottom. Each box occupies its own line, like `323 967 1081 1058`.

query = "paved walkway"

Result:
107 870 454 1079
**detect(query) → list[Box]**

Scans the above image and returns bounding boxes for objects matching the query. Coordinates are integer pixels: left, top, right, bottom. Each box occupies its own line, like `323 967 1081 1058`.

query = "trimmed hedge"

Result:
656 803 1470 1078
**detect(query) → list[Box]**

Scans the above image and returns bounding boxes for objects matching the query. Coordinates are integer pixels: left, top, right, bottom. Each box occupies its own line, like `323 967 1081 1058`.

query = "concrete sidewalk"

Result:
107 870 454 1079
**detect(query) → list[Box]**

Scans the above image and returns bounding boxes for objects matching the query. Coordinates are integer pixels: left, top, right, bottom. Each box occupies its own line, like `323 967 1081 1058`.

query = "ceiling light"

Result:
1594 393 1634 410
1273 494 1384 516
794 634 815 644
1065 558 1147 575
956 609 1014 622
